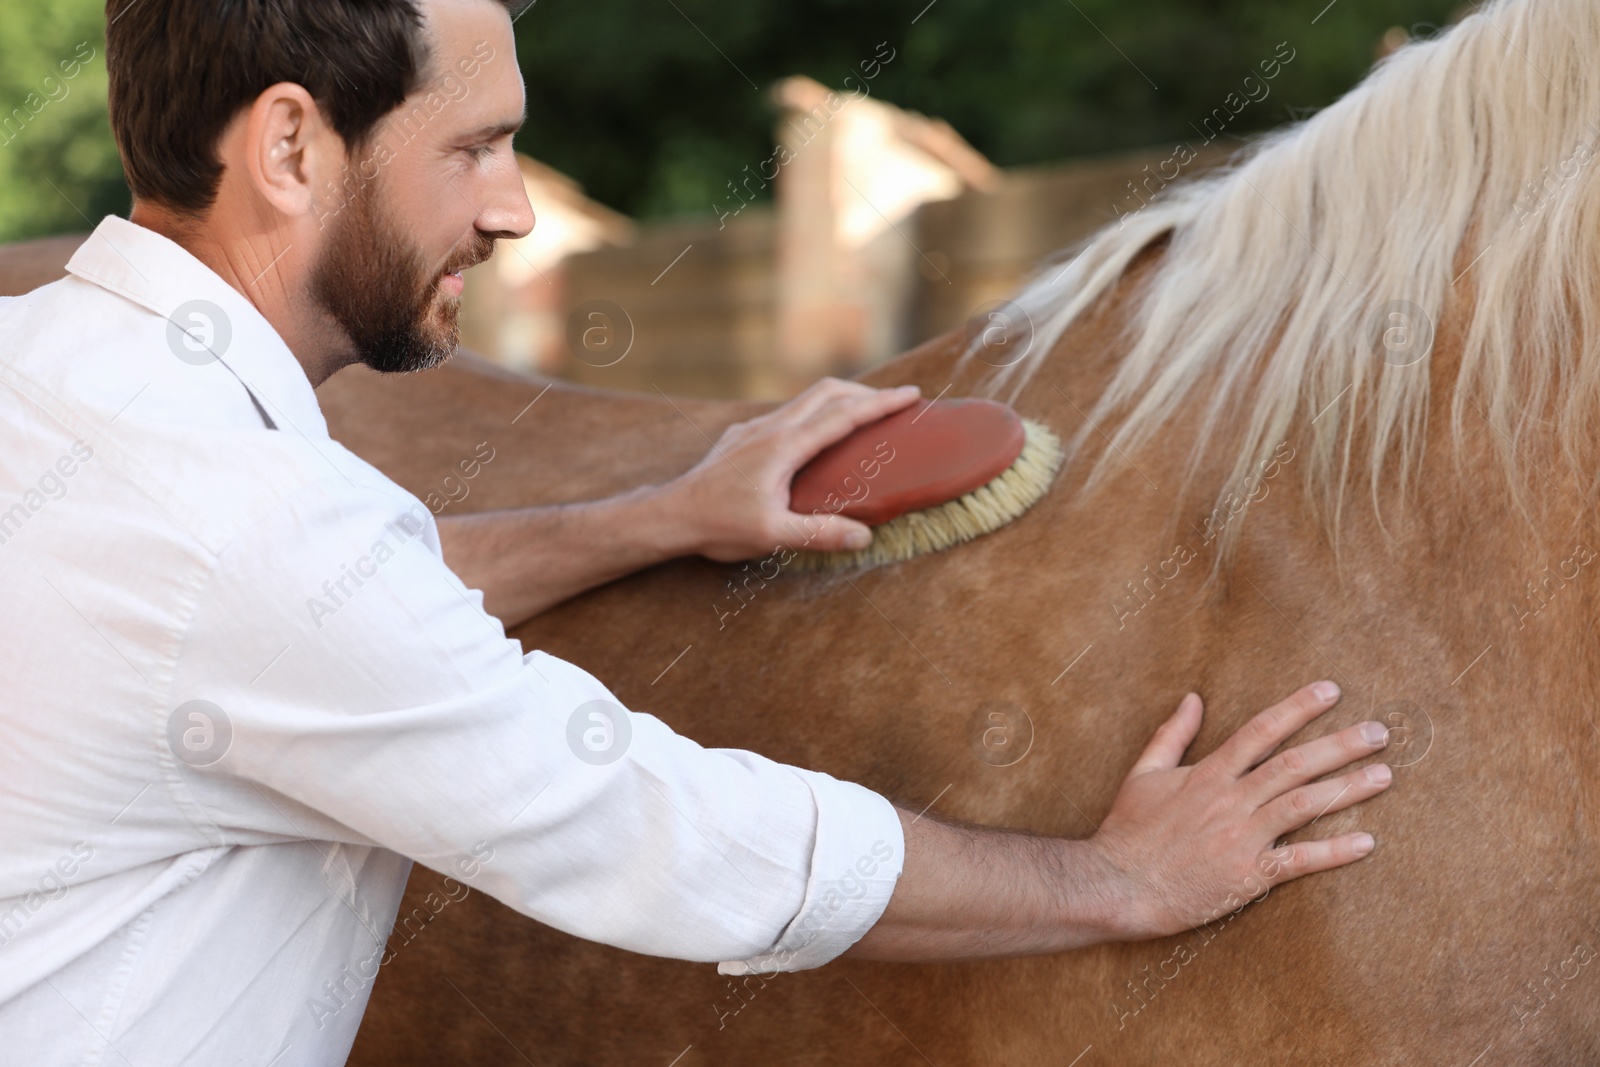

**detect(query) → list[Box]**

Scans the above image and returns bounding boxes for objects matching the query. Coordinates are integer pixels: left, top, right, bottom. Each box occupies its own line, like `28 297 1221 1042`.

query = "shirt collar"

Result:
65 215 329 438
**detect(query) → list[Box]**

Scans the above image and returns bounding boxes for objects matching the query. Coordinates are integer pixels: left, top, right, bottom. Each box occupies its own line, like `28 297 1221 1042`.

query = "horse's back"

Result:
337 299 1600 1065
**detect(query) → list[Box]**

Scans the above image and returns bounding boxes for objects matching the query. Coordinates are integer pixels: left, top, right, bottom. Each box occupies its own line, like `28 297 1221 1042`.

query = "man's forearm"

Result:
436 485 697 629
433 379 924 628
845 808 1129 962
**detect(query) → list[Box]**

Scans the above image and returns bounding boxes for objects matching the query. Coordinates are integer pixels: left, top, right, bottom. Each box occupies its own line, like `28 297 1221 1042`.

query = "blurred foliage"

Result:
0 0 1461 241
513 0 1464 218
0 2 127 242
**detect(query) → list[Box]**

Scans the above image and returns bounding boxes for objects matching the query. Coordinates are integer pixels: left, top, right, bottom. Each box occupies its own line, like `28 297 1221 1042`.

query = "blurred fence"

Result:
522 144 1224 400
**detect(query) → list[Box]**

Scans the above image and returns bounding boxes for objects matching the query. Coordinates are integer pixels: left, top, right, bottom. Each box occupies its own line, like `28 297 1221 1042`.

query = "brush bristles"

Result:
792 419 1063 572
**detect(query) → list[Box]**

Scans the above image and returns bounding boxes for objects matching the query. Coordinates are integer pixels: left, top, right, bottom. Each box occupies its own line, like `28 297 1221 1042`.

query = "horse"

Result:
331 1 1600 1061
4 1 1596 1061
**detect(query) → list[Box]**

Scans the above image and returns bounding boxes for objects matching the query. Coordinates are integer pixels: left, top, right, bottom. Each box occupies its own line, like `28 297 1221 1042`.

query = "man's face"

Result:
309 0 530 374
309 169 493 374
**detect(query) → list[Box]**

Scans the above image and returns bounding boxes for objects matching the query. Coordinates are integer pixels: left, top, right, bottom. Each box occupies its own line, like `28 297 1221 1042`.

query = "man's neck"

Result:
127 201 354 387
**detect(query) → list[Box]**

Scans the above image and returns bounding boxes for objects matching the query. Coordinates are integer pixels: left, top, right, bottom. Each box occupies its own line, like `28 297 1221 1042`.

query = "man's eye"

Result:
466 144 494 161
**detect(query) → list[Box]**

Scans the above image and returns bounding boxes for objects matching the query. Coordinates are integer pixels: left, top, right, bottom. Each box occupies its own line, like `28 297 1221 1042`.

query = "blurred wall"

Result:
560 210 778 399
545 144 1226 400
909 146 1228 343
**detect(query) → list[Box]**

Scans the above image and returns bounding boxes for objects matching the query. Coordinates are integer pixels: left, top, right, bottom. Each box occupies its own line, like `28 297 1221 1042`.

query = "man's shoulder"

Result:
113 424 412 565
0 277 414 559
3 273 262 423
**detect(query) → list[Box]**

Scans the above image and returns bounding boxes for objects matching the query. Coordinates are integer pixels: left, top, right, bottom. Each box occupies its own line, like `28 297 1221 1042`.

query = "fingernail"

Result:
845 529 872 550
1313 681 1340 702
898 385 921 394
1366 763 1392 785
1353 833 1375 855
1360 720 1387 745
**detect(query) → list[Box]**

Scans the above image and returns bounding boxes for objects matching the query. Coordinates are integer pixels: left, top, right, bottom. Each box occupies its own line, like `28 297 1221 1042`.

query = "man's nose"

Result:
479 170 535 241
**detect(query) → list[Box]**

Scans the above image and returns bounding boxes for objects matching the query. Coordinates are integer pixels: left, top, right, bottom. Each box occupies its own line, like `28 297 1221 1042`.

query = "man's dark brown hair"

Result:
104 0 529 215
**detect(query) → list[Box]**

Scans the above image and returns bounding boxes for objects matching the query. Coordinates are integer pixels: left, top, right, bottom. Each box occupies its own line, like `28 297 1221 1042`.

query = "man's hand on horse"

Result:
849 681 1393 960
668 377 922 561
435 378 919 625
1087 680 1391 938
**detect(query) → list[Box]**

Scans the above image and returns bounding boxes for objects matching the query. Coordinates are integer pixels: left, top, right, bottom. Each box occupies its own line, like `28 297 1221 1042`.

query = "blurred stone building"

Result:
455 155 634 375
459 80 1225 400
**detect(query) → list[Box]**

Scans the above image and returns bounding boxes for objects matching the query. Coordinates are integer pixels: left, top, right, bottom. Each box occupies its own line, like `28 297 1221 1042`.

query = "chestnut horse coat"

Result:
315 282 1600 1064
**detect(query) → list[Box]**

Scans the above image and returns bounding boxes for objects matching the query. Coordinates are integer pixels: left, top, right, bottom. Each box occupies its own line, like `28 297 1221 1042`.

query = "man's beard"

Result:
309 179 494 375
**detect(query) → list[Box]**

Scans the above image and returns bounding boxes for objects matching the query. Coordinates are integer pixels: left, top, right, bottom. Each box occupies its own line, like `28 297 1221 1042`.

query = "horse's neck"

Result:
321 287 1565 585
319 357 740 508
318 337 974 510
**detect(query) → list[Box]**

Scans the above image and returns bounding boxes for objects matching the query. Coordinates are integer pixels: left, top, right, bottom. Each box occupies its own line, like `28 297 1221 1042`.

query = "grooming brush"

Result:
788 397 1062 570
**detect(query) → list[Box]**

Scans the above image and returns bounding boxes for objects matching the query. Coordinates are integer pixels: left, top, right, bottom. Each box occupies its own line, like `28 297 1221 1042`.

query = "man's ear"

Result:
238 81 344 220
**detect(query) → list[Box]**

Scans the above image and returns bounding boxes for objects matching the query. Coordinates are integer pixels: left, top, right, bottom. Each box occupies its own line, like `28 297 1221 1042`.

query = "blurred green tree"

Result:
512 0 1463 218
0 1 127 241
0 0 1461 242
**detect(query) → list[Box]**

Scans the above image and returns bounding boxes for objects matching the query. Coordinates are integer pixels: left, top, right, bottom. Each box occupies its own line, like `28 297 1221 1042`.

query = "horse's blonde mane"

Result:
975 0 1600 555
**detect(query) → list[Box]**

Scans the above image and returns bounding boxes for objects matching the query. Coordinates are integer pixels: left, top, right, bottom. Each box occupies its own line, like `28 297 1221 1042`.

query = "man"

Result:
0 0 1394 1062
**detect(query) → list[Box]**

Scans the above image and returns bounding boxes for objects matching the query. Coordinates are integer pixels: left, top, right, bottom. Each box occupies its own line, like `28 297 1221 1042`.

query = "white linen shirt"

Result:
0 216 904 1066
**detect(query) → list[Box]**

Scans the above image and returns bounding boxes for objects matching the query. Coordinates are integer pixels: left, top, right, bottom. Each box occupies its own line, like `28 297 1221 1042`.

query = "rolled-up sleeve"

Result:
165 472 904 971
717 765 903 975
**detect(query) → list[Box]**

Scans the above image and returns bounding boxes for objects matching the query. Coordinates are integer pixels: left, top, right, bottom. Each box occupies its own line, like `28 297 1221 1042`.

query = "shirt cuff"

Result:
717 770 904 976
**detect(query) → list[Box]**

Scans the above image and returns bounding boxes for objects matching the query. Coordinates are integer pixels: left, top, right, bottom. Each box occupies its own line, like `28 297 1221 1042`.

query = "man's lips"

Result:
436 245 491 298
444 258 482 276
436 258 482 295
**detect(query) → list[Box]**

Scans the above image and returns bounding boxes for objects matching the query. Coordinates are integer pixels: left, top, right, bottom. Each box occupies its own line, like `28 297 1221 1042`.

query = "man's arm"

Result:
847 682 1390 960
437 379 922 628
434 484 704 629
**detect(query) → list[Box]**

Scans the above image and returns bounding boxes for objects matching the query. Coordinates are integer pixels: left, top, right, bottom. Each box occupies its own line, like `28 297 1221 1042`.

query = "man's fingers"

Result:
1261 832 1376 887
779 378 912 427
782 385 921 463
1206 681 1342 777
720 379 865 443
1128 692 1204 775
786 513 874 552
1244 719 1389 804
1254 763 1392 839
